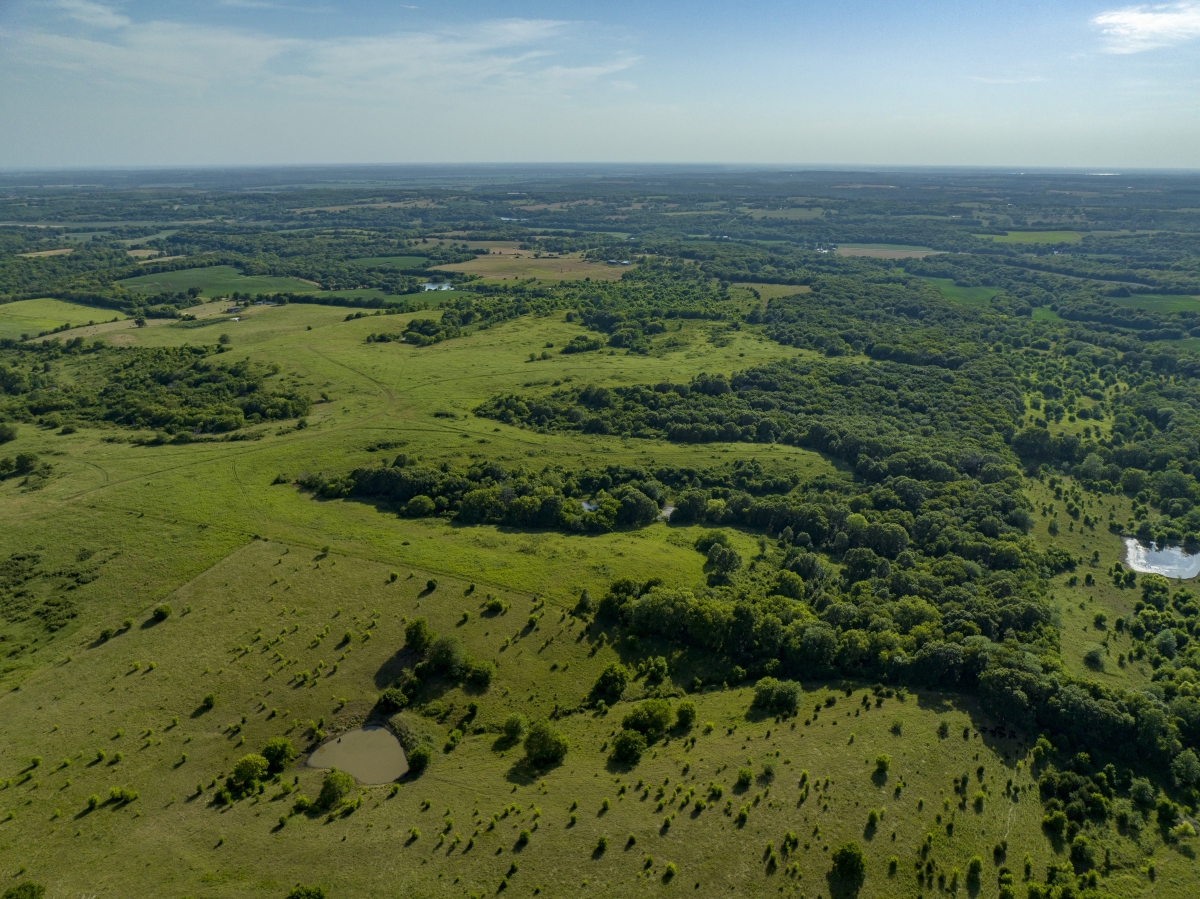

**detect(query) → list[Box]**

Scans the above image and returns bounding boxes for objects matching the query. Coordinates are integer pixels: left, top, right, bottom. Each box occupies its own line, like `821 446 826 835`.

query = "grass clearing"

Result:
433 253 631 282
920 277 1002 306
118 265 325 297
979 231 1083 245
836 245 942 259
0 298 126 340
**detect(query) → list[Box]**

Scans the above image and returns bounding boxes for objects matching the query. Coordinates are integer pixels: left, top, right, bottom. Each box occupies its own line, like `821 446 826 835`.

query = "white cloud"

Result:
1093 2 1200 53
5 10 632 97
57 0 129 29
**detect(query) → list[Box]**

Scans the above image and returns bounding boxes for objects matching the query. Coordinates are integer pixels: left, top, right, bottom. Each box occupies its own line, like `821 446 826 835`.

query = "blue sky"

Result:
1 1 1198 168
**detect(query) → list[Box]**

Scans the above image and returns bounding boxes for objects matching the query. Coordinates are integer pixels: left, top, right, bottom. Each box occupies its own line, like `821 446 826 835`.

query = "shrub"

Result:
1171 749 1200 787
377 687 408 713
2 884 44 899
485 597 507 614
737 768 753 788
875 754 890 774
752 677 801 715
524 720 568 767
1083 645 1105 671
610 729 647 765
407 745 431 775
262 737 296 773
591 662 629 703
830 841 866 886
0 423 16 445
675 700 697 730
231 754 269 791
316 768 354 810
1130 777 1156 807
425 578 438 592
199 693 215 712
285 887 327 899
503 715 528 740
152 604 172 622
405 617 434 653
663 862 677 882
462 657 495 688
622 699 673 741
405 495 436 517
937 720 949 738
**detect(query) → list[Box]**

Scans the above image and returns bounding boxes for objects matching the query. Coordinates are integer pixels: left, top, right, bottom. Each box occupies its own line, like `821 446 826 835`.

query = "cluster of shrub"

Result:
374 616 495 718
0 341 310 435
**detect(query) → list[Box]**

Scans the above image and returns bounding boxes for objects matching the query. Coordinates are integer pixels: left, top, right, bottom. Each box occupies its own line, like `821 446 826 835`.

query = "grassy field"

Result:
1 301 1196 898
0 298 126 340
349 256 430 271
979 232 1083 245
433 253 631 283
1111 294 1200 313
118 265 327 297
835 246 942 259
920 278 1002 307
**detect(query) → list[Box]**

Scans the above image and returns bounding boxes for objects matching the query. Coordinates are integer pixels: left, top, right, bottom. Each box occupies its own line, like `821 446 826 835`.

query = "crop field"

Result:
3 169 1200 899
0 297 126 340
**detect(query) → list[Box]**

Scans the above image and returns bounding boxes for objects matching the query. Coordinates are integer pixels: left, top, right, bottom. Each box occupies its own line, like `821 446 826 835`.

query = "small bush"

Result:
285 887 326 899
663 862 677 882
152 604 172 622
1 884 45 899
231 754 269 791
425 578 438 592
875 754 890 774
199 693 215 712
591 663 630 703
622 699 673 741
737 768 753 788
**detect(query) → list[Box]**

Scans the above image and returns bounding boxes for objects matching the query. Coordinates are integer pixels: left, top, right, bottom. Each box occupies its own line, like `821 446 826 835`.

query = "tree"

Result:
1172 749 1200 788
524 720 568 767
317 768 354 810
591 662 629 703
622 699 672 741
610 729 647 764
407 745 431 775
427 635 466 676
705 543 742 579
830 841 866 889
675 700 697 730
752 677 801 715
503 714 528 740
0 423 16 444
231 754 269 791
405 617 434 654
262 737 296 773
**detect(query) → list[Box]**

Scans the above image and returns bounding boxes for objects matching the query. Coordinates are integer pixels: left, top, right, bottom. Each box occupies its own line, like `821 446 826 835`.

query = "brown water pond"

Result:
306 725 408 784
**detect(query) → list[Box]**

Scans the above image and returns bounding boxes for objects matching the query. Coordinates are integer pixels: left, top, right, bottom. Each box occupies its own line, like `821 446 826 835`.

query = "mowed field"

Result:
1 301 1197 898
835 245 943 259
0 298 126 340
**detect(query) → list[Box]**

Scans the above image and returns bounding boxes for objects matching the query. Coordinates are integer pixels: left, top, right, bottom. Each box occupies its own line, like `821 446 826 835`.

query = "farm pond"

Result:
1123 537 1200 580
307 725 408 784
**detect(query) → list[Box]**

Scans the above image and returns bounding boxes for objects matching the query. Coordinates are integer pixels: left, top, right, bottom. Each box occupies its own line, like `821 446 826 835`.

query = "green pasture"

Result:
920 278 1002 307
349 255 430 270
0 298 126 340
979 231 1082 245
1111 293 1200 313
118 265 326 297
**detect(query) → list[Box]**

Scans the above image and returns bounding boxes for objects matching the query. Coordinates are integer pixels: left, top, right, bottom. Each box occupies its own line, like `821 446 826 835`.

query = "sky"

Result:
1 1 1199 169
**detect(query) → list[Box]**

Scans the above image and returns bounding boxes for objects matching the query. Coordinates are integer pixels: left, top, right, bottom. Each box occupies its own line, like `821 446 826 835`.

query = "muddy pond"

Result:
1123 537 1200 580
307 725 408 784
